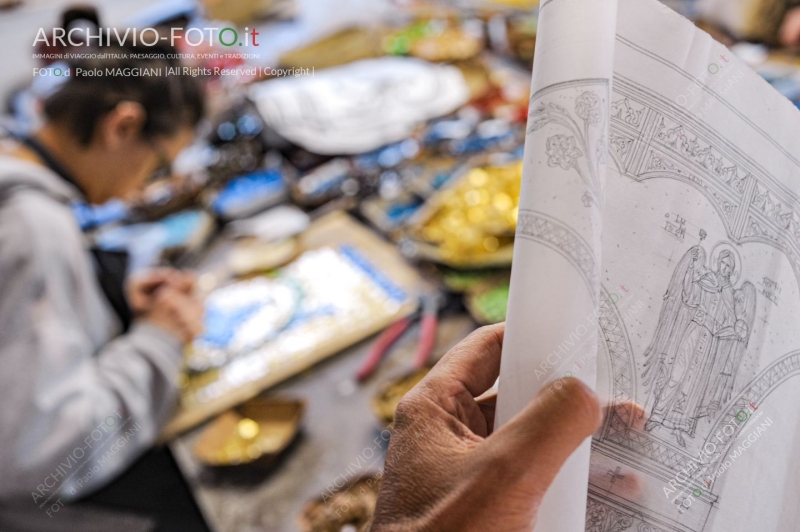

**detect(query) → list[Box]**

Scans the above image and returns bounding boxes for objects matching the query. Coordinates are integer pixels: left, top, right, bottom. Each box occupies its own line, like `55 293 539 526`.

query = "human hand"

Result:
370 323 602 532
127 268 196 315
139 285 203 344
780 7 800 47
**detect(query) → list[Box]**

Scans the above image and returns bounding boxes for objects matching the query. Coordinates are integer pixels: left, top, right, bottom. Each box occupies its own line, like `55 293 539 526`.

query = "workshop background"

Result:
0 0 797 530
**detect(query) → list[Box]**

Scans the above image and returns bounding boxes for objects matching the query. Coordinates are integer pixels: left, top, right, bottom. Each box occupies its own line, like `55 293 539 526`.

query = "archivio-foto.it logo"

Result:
33 26 260 48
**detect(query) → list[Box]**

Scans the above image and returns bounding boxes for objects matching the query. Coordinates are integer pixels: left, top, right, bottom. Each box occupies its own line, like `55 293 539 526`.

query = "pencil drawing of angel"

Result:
641 243 756 447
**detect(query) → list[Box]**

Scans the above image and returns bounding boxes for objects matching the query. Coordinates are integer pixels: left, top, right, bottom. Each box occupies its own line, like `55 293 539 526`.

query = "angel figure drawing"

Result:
641 243 756 447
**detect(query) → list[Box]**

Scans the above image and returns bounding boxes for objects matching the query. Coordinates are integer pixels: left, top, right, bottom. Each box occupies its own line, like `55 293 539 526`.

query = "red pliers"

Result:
356 294 443 382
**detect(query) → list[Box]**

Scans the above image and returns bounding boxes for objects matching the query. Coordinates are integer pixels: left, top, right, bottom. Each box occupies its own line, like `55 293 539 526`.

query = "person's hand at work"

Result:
371 323 603 532
127 268 196 314
128 269 204 344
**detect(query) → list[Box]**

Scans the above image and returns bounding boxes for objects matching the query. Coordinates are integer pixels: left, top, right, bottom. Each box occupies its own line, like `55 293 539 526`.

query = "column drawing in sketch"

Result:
640 243 757 447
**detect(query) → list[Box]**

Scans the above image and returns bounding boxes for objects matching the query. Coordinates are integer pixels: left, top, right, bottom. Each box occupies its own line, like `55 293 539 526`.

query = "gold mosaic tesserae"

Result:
414 161 521 267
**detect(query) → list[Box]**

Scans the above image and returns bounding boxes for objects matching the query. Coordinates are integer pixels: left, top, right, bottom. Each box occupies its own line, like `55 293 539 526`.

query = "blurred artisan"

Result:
0 45 206 529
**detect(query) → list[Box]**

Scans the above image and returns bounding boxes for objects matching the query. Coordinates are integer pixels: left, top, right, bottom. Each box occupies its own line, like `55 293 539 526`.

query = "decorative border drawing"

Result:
616 35 800 169
597 285 637 411
587 497 636 532
516 209 599 304
607 72 800 292
587 494 671 532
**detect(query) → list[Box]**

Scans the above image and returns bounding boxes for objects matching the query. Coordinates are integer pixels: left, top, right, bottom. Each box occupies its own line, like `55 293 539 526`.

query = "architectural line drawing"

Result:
591 283 800 532
500 2 800 531
615 35 800 170
607 76 800 292
529 80 610 204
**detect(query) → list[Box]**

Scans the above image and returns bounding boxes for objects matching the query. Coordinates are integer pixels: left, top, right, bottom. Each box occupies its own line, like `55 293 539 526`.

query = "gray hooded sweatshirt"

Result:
0 155 183 511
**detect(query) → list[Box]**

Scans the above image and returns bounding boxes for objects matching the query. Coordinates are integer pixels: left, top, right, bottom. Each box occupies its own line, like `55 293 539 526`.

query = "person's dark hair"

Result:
43 43 204 145
61 6 100 33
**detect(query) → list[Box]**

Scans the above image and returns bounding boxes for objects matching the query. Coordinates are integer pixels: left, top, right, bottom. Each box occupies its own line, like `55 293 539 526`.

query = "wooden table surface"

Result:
170 311 477 532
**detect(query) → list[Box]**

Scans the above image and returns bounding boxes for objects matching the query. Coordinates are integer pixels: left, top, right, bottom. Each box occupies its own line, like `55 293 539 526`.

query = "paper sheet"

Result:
498 0 800 530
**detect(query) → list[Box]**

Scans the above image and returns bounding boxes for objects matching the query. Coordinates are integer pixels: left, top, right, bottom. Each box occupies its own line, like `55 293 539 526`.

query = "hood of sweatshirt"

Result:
0 153 82 205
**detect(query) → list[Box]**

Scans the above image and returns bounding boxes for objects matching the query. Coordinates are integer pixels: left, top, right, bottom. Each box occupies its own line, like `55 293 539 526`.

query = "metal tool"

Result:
356 293 444 382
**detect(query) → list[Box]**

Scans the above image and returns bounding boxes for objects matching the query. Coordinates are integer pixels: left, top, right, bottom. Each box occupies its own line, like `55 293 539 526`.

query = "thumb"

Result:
483 378 601 495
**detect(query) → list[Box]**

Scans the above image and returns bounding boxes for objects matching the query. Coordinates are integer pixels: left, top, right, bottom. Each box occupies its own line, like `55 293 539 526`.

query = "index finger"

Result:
130 269 173 291
170 271 196 293
423 323 505 398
